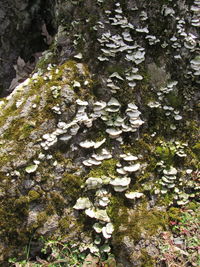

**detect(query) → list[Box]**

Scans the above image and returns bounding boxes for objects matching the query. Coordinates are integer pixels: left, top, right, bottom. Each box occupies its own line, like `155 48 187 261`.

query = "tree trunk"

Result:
0 0 199 266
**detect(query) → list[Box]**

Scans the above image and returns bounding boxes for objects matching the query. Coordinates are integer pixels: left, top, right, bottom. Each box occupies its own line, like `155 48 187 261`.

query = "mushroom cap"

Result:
123 163 141 172
85 209 110 222
121 154 138 161
25 164 38 173
125 191 144 199
110 177 131 186
80 140 95 148
76 99 88 106
163 167 177 176
107 97 121 107
127 103 138 110
73 197 92 210
106 128 122 137
85 177 103 189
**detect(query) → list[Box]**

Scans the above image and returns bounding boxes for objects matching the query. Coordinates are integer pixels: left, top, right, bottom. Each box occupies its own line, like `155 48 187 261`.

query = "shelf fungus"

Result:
25 164 38 174
85 208 110 222
79 138 106 149
110 177 131 192
102 223 114 239
85 177 103 190
125 191 144 199
73 197 93 210
123 163 141 172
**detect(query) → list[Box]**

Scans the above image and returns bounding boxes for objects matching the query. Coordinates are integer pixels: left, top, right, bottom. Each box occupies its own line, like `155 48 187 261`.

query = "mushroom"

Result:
25 165 38 174
73 197 92 210
106 128 122 138
123 163 141 172
85 177 103 190
125 191 144 199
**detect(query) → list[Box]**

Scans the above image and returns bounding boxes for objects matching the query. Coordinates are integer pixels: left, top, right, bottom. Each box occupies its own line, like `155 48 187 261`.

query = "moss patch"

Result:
109 196 169 245
87 158 118 178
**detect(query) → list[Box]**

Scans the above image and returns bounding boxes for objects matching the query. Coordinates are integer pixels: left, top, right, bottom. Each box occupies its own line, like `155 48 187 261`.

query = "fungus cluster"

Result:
16 0 199 261
96 2 146 92
160 166 178 194
148 80 184 130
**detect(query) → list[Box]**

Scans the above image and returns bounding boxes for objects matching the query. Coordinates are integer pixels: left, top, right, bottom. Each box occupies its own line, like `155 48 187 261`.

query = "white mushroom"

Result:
106 128 122 138
93 222 103 233
107 97 121 107
110 72 124 80
85 208 110 222
85 177 103 190
79 140 95 148
25 165 38 174
163 167 177 176
110 177 131 187
73 81 81 88
120 154 138 161
74 53 83 59
125 191 144 199
123 163 141 172
73 197 92 210
94 138 106 149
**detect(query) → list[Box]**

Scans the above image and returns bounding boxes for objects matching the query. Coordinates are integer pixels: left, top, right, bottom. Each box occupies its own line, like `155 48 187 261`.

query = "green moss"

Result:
28 190 41 201
157 193 174 207
105 64 125 76
0 59 95 262
35 52 57 71
168 207 181 222
166 91 183 109
109 196 168 245
14 196 29 207
123 136 152 156
186 201 199 211
155 144 175 165
49 192 65 215
59 217 70 232
62 173 83 199
141 249 155 267
88 159 118 178
193 142 200 159
37 211 48 225
0 198 29 245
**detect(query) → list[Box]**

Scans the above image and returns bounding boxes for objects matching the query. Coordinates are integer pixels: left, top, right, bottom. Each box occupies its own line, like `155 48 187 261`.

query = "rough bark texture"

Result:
0 0 199 266
0 0 55 96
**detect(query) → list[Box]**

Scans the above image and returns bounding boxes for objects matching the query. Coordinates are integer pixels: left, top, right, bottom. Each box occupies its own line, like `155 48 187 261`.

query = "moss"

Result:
140 249 155 267
59 217 70 232
28 190 41 201
49 192 65 215
0 59 95 263
157 193 174 207
0 59 94 171
62 173 83 199
109 196 168 245
35 52 57 71
0 198 29 245
193 142 200 159
37 211 48 225
45 204 55 216
14 196 29 208
166 91 183 109
123 135 152 156
3 118 37 141
105 64 126 76
168 207 181 222
155 144 175 166
88 159 118 178
186 201 199 211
